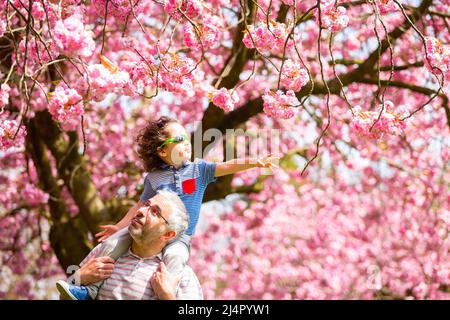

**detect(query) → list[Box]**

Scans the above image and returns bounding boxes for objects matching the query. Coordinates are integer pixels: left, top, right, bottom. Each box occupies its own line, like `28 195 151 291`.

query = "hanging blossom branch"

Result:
239 0 280 73
7 1 68 85
368 0 395 133
176 8 206 76
328 32 354 115
230 1 261 94
300 0 332 176
13 0 34 139
277 4 317 90
391 0 446 121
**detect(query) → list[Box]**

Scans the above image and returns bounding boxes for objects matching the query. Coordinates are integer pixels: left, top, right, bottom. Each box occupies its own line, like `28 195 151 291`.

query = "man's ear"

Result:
161 230 176 242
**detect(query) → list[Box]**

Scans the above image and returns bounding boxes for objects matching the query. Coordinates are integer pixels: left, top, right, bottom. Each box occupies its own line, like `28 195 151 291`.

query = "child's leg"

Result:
162 235 191 277
83 228 132 298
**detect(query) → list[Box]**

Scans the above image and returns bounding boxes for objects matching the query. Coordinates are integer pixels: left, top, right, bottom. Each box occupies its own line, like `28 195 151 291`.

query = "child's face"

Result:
158 122 192 166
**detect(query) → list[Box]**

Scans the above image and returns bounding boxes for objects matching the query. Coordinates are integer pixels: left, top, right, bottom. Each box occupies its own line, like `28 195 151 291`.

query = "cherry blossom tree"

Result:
0 0 449 299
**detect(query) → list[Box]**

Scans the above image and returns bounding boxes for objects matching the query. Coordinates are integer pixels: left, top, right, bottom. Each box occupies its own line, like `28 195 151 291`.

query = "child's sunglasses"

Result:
159 134 190 149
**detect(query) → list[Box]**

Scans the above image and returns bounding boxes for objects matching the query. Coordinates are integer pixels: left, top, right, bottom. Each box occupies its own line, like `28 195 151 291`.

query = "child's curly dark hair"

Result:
136 116 178 172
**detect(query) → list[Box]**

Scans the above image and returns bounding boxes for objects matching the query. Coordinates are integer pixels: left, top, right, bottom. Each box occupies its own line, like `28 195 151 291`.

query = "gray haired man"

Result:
57 189 203 300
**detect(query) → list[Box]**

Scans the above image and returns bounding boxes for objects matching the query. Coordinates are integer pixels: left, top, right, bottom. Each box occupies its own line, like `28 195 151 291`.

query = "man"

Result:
57 189 203 300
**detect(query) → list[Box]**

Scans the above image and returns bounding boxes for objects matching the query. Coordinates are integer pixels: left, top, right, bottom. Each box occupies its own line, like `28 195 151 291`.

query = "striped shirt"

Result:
139 158 217 236
80 245 203 300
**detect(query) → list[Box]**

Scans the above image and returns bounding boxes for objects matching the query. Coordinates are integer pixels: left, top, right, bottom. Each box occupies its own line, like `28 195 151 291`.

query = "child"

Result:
56 116 279 300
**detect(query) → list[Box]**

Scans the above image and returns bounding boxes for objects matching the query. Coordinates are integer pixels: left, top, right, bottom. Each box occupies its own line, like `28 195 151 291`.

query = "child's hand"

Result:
95 225 119 243
256 153 280 170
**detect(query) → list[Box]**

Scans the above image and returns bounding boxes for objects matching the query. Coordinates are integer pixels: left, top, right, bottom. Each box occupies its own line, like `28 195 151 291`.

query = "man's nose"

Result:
135 209 145 218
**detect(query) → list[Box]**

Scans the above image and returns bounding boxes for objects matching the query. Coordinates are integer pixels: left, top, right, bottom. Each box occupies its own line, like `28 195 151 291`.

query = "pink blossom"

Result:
280 59 309 91
92 0 143 19
127 61 157 93
53 14 95 58
262 89 299 119
87 63 130 101
183 18 221 51
165 0 202 20
350 101 407 139
376 0 397 14
48 85 84 130
0 83 10 107
159 53 195 94
22 184 49 206
423 37 450 78
0 118 26 151
319 4 349 32
243 22 294 55
31 1 46 20
210 88 239 112
12 37 58 74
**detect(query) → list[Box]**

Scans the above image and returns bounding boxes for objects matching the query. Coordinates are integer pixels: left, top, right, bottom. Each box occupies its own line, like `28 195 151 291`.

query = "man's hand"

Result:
95 225 119 242
78 255 115 285
151 262 182 300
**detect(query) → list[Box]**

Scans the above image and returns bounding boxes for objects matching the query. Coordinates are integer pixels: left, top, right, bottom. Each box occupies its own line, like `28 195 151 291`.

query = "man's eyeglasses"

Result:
142 200 170 225
159 134 190 149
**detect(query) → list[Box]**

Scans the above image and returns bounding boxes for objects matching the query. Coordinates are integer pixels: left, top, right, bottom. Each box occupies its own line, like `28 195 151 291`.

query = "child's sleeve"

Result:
139 174 157 202
195 159 217 185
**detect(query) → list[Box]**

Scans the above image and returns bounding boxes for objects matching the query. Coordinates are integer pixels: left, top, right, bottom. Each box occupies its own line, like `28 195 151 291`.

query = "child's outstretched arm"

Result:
214 154 280 177
95 201 143 242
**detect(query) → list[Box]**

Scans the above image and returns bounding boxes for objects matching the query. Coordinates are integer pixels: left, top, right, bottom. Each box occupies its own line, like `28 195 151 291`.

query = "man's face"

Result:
159 122 192 165
128 194 172 243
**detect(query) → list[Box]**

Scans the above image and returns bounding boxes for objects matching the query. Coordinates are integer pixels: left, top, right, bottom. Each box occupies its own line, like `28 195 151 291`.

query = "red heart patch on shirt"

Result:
182 178 196 194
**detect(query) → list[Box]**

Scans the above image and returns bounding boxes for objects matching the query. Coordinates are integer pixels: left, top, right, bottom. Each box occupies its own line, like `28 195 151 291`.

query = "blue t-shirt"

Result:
139 158 217 236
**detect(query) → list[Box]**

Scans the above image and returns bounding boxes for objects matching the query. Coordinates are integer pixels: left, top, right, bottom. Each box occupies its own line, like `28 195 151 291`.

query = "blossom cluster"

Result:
0 83 10 108
87 59 130 101
159 53 196 94
92 0 143 19
209 88 240 112
376 0 397 14
53 14 95 58
12 37 57 75
262 89 299 119
243 22 294 55
6 0 46 20
280 59 309 91
164 0 203 21
319 3 349 32
48 85 84 130
22 184 49 206
183 18 221 51
127 61 157 93
0 118 26 151
423 37 450 78
350 102 407 139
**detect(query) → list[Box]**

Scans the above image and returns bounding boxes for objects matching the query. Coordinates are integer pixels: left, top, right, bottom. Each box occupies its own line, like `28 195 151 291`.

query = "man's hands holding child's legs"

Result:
78 255 115 285
151 262 182 300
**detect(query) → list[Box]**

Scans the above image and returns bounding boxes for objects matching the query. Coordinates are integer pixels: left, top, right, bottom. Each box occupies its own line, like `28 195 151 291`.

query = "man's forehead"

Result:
150 194 172 214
